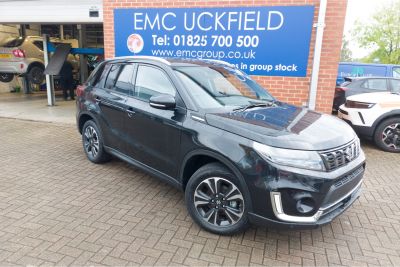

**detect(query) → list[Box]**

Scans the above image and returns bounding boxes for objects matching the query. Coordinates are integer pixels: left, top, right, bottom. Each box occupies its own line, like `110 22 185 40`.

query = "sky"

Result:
343 0 394 59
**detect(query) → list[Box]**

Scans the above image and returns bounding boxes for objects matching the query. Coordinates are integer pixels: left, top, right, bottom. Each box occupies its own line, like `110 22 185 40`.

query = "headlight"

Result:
345 100 375 109
253 142 325 171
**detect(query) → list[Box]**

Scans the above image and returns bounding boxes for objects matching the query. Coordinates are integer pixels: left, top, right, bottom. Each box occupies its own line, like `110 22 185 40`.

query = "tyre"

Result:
27 65 44 84
82 120 111 163
185 162 250 235
374 117 400 152
0 73 14 83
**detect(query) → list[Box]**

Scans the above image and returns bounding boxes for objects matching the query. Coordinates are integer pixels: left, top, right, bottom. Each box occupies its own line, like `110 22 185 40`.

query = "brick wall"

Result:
103 0 347 113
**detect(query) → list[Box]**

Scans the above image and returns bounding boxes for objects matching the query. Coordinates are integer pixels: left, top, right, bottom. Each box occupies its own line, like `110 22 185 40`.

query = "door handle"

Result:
95 96 101 104
126 107 136 118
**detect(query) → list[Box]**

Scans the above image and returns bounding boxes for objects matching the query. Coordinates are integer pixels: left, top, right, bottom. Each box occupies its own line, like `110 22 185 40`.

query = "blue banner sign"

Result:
114 6 314 77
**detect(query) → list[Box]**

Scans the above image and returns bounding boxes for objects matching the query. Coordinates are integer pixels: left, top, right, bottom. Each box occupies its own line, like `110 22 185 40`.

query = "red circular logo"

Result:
127 34 144 54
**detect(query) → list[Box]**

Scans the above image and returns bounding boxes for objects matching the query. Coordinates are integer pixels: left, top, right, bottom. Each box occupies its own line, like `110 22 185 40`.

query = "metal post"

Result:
308 0 327 110
77 24 88 83
43 34 55 106
60 24 64 39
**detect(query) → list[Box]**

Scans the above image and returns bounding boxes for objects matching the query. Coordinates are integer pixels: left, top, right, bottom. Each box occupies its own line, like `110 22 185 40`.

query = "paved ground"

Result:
0 92 75 125
0 118 399 266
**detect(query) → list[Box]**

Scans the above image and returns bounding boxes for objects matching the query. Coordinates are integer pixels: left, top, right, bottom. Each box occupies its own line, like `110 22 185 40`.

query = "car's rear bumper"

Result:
0 60 28 74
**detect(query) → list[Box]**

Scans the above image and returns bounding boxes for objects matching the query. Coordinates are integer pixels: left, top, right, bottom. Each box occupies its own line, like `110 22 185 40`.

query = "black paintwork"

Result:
77 58 366 228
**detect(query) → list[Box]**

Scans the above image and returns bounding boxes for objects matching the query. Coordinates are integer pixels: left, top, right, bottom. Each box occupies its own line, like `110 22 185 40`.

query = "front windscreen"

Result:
174 65 274 109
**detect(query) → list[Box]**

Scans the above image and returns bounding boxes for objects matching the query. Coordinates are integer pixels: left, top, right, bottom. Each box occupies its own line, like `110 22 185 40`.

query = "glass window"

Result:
390 79 400 93
104 64 121 90
92 63 110 87
87 62 105 86
173 66 274 109
393 67 400 78
114 64 134 95
134 65 175 101
362 79 388 90
33 41 43 50
0 37 25 47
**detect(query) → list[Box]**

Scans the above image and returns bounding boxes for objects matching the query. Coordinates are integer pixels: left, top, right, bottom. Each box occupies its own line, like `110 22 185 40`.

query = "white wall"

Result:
0 0 103 24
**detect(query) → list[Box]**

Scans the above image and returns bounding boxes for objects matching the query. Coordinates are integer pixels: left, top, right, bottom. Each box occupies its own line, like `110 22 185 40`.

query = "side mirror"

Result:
149 94 176 110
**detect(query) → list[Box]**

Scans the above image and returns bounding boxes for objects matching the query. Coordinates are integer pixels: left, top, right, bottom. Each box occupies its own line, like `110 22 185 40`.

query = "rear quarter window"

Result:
92 63 111 88
104 64 121 90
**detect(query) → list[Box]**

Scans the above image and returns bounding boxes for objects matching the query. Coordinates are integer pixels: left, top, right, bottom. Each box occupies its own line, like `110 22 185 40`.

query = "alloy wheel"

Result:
194 177 244 227
84 126 100 158
382 123 400 150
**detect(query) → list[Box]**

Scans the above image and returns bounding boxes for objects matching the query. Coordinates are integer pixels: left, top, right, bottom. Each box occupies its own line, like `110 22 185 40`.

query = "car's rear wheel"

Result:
82 120 111 163
0 73 14 83
27 66 44 84
185 162 249 235
374 117 400 152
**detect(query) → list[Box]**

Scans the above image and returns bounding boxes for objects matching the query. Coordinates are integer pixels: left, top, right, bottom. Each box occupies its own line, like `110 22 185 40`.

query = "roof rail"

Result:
114 56 171 65
201 59 235 67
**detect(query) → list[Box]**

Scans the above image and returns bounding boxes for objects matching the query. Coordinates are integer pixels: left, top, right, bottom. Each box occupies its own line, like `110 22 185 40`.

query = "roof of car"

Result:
109 56 235 68
344 76 400 81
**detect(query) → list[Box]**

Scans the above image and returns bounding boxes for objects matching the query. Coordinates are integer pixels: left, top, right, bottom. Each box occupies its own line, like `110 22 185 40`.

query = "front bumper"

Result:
338 107 374 138
242 147 366 229
249 178 362 229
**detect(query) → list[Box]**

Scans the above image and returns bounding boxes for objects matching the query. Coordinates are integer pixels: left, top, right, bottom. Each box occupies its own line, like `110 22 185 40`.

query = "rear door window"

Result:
361 79 388 91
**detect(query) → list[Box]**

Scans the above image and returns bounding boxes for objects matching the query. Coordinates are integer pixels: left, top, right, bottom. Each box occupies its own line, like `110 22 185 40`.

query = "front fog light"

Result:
296 197 315 214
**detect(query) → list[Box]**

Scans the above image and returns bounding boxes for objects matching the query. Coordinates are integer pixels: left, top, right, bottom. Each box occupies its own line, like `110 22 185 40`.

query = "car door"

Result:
123 64 185 178
92 63 129 150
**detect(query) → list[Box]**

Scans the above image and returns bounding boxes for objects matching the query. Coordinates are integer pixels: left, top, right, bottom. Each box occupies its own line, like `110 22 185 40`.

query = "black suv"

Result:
76 57 366 235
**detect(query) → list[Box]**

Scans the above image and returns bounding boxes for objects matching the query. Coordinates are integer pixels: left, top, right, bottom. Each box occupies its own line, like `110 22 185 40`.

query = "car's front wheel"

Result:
374 117 400 152
185 162 249 235
82 120 111 163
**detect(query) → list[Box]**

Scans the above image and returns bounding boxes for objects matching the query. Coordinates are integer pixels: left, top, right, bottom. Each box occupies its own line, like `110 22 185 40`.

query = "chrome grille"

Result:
319 140 360 171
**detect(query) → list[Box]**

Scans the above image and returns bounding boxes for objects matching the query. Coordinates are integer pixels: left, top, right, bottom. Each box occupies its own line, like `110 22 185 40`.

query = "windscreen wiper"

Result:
233 102 275 112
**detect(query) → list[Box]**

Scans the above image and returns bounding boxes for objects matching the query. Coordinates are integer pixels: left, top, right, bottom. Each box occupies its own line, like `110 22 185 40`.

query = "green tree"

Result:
354 0 400 64
340 36 353 62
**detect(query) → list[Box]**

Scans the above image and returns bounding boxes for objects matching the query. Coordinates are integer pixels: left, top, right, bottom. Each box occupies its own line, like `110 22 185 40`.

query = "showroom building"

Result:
0 0 347 113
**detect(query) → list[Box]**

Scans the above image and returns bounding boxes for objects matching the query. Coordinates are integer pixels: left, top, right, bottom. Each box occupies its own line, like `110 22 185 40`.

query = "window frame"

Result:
131 63 178 103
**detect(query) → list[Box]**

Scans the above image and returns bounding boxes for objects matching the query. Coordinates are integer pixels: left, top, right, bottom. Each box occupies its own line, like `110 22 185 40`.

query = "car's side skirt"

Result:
104 146 183 190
